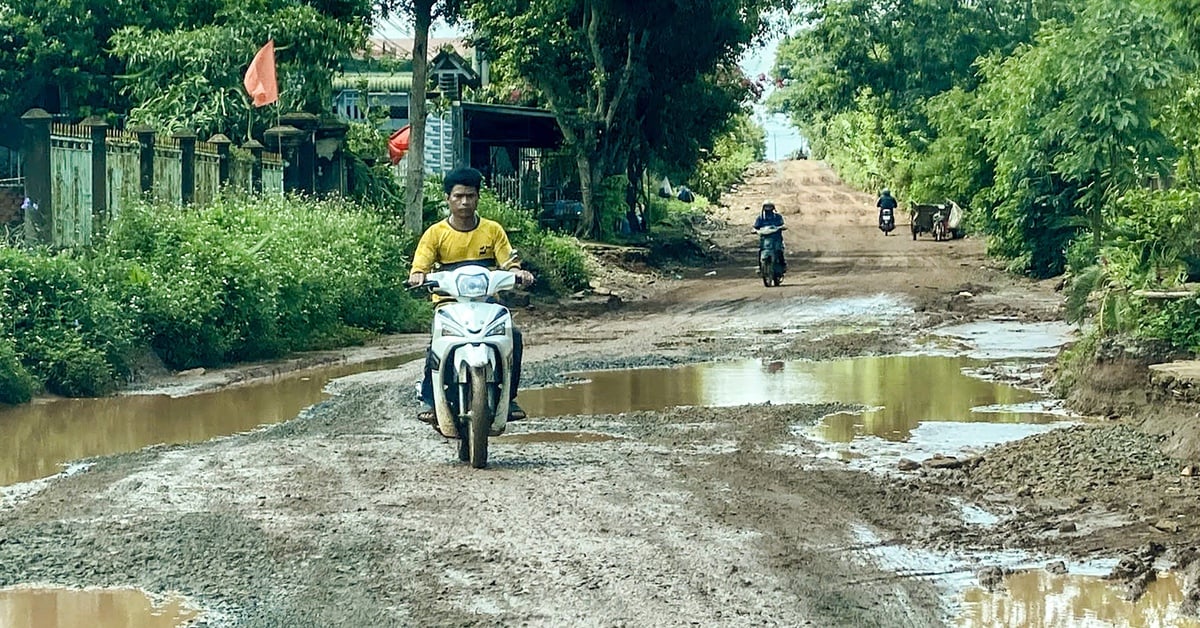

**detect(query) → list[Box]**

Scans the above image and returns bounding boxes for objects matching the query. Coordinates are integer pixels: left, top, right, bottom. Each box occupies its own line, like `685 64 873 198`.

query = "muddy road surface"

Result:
4 160 1191 627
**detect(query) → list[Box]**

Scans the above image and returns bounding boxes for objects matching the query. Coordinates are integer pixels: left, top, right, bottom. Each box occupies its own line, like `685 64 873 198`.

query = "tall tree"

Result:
977 0 1183 276
377 0 466 234
470 0 789 238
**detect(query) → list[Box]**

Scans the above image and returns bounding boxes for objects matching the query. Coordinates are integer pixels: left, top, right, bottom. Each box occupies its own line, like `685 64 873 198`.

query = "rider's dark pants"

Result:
420 328 523 404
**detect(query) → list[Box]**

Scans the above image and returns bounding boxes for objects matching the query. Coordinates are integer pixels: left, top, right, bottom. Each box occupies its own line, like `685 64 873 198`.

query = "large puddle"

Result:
0 586 197 627
961 570 1200 628
519 355 1062 442
0 355 416 487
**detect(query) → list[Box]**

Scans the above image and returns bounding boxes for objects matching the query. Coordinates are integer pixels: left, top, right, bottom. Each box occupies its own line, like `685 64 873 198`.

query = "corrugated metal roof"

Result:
332 72 414 92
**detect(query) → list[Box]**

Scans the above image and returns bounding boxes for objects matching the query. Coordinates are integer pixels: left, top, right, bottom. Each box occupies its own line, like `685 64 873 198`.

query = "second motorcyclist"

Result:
754 201 786 273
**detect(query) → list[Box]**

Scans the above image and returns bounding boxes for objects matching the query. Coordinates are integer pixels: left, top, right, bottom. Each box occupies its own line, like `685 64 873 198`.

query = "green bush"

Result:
515 231 590 295
0 247 138 396
477 189 590 295
0 334 34 405
99 194 427 369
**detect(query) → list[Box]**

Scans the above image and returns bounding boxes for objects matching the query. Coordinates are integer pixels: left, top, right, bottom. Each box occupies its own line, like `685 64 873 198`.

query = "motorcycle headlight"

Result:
485 320 507 337
456 273 489 298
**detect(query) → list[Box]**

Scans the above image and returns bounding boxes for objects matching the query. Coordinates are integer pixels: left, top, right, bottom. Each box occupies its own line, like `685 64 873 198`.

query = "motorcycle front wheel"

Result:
468 367 490 468
760 258 771 287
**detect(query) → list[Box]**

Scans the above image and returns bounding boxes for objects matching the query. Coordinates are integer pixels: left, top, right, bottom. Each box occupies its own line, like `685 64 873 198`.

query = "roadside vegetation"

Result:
0 0 779 405
0 189 590 406
770 0 1200 359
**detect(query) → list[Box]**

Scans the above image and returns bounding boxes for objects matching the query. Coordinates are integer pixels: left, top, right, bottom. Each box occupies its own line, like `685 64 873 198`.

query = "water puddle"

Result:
853 512 1200 627
960 570 1200 628
0 355 417 487
496 431 620 444
520 355 1062 443
0 586 198 627
932 321 1077 360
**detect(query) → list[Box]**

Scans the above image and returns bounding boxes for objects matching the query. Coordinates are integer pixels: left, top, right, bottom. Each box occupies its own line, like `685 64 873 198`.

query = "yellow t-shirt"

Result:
410 216 514 274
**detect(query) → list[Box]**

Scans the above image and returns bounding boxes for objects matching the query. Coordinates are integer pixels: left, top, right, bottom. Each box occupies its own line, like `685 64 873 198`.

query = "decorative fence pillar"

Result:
20 108 52 244
133 125 155 194
209 134 232 186
82 116 110 227
244 139 264 194
173 130 197 204
280 112 318 193
315 120 349 196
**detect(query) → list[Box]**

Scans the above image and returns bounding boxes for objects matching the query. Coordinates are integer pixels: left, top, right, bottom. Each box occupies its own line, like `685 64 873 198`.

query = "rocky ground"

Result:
2 159 1200 626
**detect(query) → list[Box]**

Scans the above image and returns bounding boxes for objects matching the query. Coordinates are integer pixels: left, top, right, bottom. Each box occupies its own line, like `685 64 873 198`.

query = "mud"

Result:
0 159 1192 626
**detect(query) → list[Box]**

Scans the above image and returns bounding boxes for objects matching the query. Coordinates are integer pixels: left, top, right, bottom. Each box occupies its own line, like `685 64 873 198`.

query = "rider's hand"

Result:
515 269 535 287
407 272 426 288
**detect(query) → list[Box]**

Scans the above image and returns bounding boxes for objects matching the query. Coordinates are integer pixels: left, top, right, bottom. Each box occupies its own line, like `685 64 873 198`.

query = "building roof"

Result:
333 72 414 92
366 37 472 60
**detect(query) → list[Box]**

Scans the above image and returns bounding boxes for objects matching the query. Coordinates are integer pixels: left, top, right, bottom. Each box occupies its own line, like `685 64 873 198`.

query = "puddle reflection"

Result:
0 355 417 487
0 586 197 628
520 356 1057 442
960 570 1200 628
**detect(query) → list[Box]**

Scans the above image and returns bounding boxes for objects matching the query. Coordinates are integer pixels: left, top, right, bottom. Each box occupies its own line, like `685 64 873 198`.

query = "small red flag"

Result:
243 40 278 108
388 125 411 164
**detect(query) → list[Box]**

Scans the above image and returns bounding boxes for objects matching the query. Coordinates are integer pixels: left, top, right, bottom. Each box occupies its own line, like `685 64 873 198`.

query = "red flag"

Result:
243 40 278 108
388 125 411 164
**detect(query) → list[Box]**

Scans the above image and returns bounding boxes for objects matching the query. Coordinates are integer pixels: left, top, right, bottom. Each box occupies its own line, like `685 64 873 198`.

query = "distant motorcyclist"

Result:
877 188 897 218
877 188 897 235
753 201 786 272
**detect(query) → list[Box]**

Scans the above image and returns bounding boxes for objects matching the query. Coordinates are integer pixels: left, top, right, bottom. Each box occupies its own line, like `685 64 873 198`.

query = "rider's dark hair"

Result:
443 167 483 195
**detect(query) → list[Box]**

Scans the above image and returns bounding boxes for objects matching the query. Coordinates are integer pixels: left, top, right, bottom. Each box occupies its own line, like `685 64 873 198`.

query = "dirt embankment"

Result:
2 159 1199 626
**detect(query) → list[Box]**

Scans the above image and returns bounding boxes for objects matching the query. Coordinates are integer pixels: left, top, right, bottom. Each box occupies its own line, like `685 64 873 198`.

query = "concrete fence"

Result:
17 109 349 247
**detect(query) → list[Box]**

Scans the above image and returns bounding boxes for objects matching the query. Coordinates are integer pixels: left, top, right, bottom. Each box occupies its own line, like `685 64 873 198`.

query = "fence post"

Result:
209 134 232 186
82 116 110 227
244 139 264 194
20 108 52 244
280 112 318 193
132 125 155 195
173 130 197 205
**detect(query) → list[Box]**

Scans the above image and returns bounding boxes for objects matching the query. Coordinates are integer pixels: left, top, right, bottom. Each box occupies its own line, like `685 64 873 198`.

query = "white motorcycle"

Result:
419 261 522 468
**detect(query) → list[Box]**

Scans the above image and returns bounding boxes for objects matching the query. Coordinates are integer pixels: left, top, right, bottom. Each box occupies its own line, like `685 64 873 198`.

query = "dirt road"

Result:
2 160 1196 627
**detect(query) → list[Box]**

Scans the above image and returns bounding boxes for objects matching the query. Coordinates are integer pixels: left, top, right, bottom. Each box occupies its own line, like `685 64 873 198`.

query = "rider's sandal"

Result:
508 401 527 421
416 403 435 423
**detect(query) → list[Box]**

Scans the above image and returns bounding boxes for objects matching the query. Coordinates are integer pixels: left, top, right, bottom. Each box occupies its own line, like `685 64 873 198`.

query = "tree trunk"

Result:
574 152 596 238
403 0 435 235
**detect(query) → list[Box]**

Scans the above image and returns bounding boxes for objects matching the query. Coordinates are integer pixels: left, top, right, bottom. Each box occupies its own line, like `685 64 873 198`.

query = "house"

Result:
331 47 573 213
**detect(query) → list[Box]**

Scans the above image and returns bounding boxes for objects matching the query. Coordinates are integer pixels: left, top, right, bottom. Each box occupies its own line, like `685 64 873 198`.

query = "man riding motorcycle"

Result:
407 167 535 424
753 201 786 273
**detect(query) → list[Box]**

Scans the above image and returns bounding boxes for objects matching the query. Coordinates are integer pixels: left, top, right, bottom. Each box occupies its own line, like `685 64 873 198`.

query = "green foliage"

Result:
1051 330 1099 397
810 90 908 195
0 247 138 396
469 0 789 237
514 231 590 295
0 334 35 405
645 198 711 265
476 189 590 295
110 5 367 138
1 0 370 124
98 194 425 369
692 112 766 201
907 87 992 215
1066 188 1200 349
974 1 1184 277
